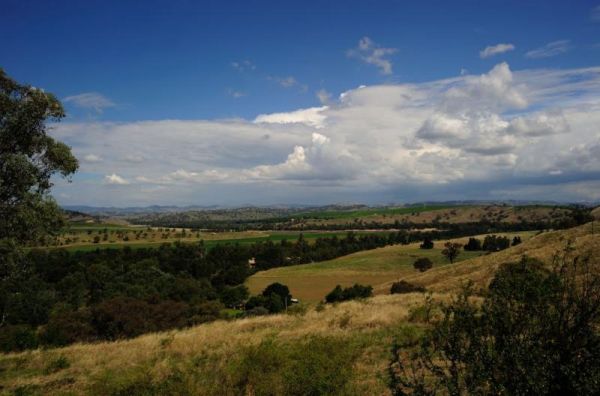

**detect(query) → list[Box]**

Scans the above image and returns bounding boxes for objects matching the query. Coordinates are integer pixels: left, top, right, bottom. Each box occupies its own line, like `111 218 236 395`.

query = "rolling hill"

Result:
246 231 537 301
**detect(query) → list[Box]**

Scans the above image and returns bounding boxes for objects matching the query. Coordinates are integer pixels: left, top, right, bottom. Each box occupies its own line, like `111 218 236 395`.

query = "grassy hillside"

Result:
0 293 431 395
396 222 599 294
295 204 572 227
2 223 597 395
247 231 537 301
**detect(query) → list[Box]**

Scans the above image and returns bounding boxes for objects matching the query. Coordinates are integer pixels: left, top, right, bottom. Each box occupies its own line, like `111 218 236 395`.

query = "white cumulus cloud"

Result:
50 63 600 205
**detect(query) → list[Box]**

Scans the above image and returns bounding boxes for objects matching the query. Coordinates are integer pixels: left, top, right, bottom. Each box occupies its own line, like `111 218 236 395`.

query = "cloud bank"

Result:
52 63 600 205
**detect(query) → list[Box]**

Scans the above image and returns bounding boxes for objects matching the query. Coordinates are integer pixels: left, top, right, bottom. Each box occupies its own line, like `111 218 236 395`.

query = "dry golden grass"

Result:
0 293 434 395
386 222 600 294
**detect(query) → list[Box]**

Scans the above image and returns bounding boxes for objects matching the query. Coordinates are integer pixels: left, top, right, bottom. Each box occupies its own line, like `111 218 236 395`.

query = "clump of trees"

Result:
391 249 600 395
325 284 373 303
482 235 511 251
419 238 434 249
390 281 425 294
413 258 433 272
245 282 292 314
463 235 513 252
463 237 482 251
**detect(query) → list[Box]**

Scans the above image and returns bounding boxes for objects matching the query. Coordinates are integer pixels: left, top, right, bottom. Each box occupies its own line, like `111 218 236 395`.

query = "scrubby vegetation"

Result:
391 249 600 395
390 281 426 294
325 284 373 303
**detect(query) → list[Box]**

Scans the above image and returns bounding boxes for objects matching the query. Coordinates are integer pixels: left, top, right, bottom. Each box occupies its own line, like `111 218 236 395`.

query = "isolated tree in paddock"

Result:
413 257 433 272
441 242 462 263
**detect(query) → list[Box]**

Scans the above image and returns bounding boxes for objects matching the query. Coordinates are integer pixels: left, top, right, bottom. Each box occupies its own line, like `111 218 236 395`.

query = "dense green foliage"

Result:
0 230 417 351
0 69 78 246
482 234 511 251
325 284 373 303
245 282 293 314
0 69 78 349
391 251 600 395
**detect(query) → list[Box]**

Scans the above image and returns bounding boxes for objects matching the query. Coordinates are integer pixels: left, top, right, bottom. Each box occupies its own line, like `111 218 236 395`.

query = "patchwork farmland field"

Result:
49 227 392 252
246 231 537 301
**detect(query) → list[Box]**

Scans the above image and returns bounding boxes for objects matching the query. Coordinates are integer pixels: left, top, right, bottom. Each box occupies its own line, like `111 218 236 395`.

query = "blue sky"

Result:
2 0 600 206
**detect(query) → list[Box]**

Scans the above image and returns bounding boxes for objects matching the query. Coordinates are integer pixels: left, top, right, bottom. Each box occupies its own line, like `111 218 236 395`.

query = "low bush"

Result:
413 257 433 272
390 281 426 294
325 284 373 303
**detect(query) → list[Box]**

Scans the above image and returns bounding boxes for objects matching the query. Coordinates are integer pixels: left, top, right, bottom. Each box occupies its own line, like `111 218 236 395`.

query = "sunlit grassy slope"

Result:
246 232 537 301
2 224 597 395
395 222 599 294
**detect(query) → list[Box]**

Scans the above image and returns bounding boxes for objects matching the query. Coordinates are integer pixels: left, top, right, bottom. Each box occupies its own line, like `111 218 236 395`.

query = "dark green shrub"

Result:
39 308 96 346
325 284 372 303
0 325 38 352
391 281 425 294
413 257 433 272
419 238 434 249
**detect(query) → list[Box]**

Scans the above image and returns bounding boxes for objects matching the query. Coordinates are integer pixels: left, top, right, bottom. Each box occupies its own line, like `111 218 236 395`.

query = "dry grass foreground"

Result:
0 293 433 395
246 232 537 302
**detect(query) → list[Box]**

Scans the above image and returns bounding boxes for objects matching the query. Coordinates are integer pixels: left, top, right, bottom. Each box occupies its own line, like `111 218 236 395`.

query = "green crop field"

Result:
51 230 391 252
247 231 536 302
